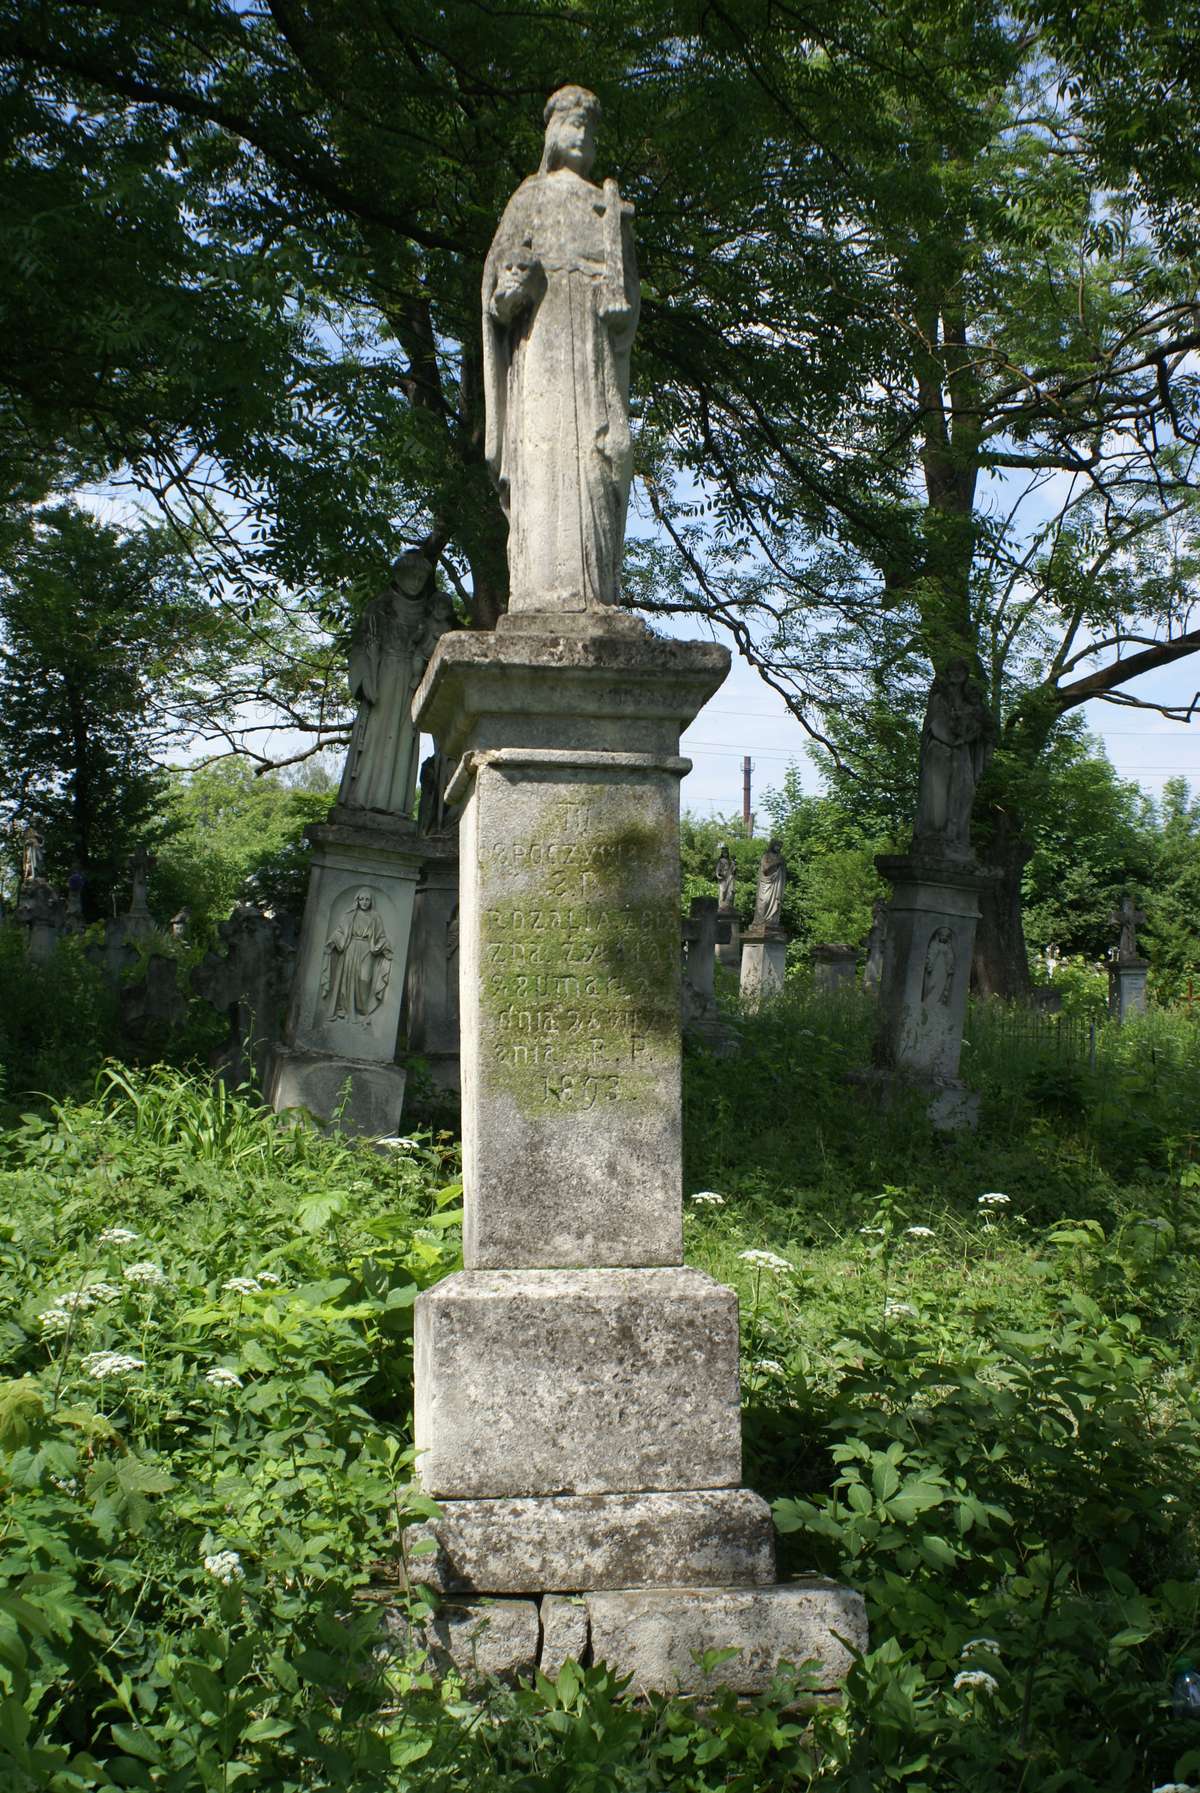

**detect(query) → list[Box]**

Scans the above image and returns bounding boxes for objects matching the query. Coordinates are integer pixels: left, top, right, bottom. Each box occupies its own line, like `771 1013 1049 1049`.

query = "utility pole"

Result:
741 755 753 835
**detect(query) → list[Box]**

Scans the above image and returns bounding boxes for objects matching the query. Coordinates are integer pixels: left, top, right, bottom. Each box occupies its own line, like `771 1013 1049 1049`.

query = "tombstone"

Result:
267 552 451 1134
403 843 461 1095
123 845 157 940
14 824 63 959
713 840 740 969
195 903 297 1089
811 943 858 993
861 897 888 993
64 866 87 931
873 662 993 1131
739 840 788 1007
1108 892 1149 1021
390 86 864 1696
681 896 735 1052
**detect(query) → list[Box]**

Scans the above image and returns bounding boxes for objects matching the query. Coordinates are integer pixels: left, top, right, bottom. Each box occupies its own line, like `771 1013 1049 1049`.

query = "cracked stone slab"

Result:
378 1597 540 1686
402 1489 775 1592
583 1581 868 1694
414 1267 741 1498
539 1596 590 1679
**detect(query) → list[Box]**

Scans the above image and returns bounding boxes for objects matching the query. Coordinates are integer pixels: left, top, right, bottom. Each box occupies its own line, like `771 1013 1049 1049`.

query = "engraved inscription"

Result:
479 796 676 1112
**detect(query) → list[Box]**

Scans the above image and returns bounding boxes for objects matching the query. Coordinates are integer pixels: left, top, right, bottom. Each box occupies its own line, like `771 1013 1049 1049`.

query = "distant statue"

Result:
128 845 155 915
863 897 888 992
482 84 639 615
21 824 45 885
913 659 991 860
921 926 956 1007
1110 892 1147 961
337 552 454 817
751 840 787 929
170 907 191 941
714 841 736 912
417 748 453 836
322 890 392 1023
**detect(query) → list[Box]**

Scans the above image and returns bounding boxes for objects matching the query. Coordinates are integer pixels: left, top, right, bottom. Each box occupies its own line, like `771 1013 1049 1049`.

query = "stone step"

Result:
402 1489 776 1593
374 1579 866 1696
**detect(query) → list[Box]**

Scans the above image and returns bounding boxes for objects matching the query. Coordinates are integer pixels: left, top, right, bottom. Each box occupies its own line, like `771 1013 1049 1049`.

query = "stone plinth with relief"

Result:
379 83 865 1697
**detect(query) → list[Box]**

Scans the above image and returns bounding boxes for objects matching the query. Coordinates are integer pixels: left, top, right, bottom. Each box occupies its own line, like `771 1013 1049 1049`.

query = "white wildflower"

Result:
37 1308 71 1336
737 1249 793 1273
205 1366 244 1390
98 1227 138 1246
858 1226 885 1236
52 1289 94 1312
1151 1783 1197 1792
952 1669 998 1694
81 1351 145 1380
978 1193 1010 1207
204 1549 244 1586
752 1358 785 1376
222 1276 261 1296
690 1191 725 1205
50 1474 80 1496
257 1271 281 1286
123 1261 165 1286
376 1136 419 1151
961 1638 1000 1658
885 1300 917 1319
905 1226 934 1238
86 1282 122 1304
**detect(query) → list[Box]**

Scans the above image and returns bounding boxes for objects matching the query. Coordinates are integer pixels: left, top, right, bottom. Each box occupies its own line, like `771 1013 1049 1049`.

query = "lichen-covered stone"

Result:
380 1597 539 1686
403 1489 775 1592
584 1581 868 1694
414 1268 742 1497
539 1596 590 1679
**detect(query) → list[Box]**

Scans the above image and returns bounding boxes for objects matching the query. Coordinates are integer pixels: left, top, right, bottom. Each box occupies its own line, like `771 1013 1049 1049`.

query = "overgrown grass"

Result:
4 1002 1200 1788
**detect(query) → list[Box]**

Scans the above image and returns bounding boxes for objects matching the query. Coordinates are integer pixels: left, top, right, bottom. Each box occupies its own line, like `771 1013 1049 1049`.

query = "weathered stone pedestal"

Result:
739 923 788 1007
267 810 423 1134
15 879 63 961
394 616 865 1695
811 943 858 994
682 896 736 1052
403 838 461 1094
873 852 988 1131
1109 956 1149 1022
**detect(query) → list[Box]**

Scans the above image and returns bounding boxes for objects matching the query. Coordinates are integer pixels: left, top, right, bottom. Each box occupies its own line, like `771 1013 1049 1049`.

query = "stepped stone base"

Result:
414 1268 742 1498
402 1489 775 1592
374 1579 866 1695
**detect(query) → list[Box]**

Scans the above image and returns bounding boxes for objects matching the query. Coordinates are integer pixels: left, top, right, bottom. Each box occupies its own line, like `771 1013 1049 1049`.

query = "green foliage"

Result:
153 760 336 942
0 928 119 1110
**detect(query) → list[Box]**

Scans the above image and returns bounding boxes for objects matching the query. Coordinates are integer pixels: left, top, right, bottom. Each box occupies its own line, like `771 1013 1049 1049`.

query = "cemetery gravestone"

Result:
739 839 788 1007
713 840 740 968
268 552 450 1134
402 753 462 1096
681 894 735 1051
394 86 864 1695
812 942 858 993
862 897 888 994
1108 891 1149 1021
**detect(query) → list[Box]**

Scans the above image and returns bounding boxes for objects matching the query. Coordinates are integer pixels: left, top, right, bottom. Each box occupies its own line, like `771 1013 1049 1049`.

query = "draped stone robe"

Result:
483 167 639 613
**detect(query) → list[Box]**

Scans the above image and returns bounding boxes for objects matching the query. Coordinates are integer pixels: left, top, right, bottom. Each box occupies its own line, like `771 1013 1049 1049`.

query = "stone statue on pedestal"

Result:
1110 892 1147 962
128 845 155 916
21 824 45 885
913 659 990 861
337 551 454 818
483 84 639 614
751 840 787 929
714 841 736 912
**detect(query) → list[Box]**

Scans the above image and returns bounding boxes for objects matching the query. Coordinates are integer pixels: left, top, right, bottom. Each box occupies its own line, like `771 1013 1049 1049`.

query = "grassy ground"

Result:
3 994 1200 1789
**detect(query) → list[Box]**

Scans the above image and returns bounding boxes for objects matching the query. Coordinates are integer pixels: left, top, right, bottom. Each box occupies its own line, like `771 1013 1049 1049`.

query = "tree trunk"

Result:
972 809 1033 998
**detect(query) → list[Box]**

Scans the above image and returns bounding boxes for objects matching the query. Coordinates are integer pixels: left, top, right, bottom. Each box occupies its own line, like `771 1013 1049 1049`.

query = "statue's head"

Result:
389 549 432 598
717 839 728 855
768 838 783 854
540 85 600 178
355 890 373 910
943 656 971 686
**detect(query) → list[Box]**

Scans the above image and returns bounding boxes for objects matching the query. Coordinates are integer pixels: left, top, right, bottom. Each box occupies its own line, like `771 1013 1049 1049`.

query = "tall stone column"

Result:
402 616 865 1693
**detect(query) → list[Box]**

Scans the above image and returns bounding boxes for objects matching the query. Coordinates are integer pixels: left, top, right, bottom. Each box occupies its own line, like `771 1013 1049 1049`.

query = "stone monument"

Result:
393 87 863 1695
811 942 858 993
739 839 788 1007
713 839 740 968
123 845 158 940
681 894 735 1051
861 897 888 994
267 552 452 1133
15 823 63 960
402 753 462 1098
874 659 993 1130
1108 891 1149 1021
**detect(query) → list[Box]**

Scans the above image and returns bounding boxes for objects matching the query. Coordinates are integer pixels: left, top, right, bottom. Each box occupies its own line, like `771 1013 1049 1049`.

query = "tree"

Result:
1143 777 1200 1000
0 505 244 911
